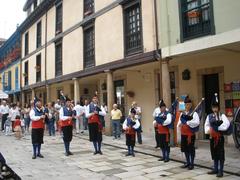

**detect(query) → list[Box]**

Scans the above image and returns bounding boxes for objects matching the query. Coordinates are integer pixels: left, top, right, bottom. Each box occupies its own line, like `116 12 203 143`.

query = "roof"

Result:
23 0 34 11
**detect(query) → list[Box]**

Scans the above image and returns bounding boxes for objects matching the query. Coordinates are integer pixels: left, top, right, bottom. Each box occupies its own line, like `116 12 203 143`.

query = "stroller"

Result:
0 152 21 180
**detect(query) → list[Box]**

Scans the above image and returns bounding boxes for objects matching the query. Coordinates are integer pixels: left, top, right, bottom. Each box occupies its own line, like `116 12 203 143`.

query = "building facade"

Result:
0 31 21 102
157 0 240 143
19 0 161 134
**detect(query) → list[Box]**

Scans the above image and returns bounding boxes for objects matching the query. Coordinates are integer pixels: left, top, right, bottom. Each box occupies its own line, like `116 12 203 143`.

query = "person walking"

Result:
0 100 9 131
111 104 122 140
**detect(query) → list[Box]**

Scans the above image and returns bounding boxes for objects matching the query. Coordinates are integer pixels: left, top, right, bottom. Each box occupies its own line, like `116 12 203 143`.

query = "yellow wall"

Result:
46 7 55 42
62 0 83 32
95 6 124 66
95 0 113 12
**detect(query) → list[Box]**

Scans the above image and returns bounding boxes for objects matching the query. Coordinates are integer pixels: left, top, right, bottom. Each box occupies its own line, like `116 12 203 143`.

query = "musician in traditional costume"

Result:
123 108 140 157
152 101 161 148
29 98 45 159
153 100 172 162
177 96 200 170
86 96 106 155
59 97 75 156
204 94 230 178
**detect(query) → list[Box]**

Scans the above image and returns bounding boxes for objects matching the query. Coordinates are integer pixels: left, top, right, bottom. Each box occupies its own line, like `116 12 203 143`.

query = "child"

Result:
4 117 11 136
123 108 140 157
14 115 22 140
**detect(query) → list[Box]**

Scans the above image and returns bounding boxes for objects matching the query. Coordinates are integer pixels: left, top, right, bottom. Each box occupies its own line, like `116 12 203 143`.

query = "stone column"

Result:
161 59 171 107
46 85 50 103
13 94 17 103
161 59 174 145
31 88 35 100
21 91 25 107
73 78 80 105
105 70 114 135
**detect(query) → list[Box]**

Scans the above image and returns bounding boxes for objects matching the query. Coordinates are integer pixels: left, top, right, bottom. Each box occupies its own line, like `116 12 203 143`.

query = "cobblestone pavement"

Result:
0 132 239 180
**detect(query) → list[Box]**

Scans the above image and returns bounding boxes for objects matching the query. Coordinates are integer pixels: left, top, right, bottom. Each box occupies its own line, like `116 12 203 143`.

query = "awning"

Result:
0 90 9 99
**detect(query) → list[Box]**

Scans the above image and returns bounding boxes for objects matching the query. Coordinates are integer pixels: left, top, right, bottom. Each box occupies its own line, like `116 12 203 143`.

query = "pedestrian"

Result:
205 94 230 178
86 96 106 155
153 100 172 162
47 102 56 136
9 103 20 132
82 99 89 130
73 101 84 134
177 96 200 170
59 97 75 156
14 115 22 140
111 104 122 140
30 98 45 159
4 117 11 136
0 100 10 131
123 108 140 157
129 101 142 144
22 103 31 134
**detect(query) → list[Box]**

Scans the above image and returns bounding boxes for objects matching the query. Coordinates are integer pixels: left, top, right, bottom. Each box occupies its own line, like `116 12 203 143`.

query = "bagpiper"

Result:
86 96 106 155
153 100 172 162
29 98 45 159
205 94 230 178
177 96 200 170
123 108 140 157
59 97 75 156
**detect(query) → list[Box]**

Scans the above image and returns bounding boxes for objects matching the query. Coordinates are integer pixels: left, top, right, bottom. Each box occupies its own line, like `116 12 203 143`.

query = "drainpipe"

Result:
44 10 48 103
154 0 163 99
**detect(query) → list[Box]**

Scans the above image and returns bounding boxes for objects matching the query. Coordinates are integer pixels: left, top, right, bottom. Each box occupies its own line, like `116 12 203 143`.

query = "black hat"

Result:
159 100 166 108
211 93 219 107
130 108 136 115
34 96 41 105
184 96 192 103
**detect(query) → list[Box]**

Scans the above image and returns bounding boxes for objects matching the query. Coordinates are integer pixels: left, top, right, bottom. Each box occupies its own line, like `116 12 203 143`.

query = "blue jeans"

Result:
112 120 121 138
83 115 88 130
48 118 55 136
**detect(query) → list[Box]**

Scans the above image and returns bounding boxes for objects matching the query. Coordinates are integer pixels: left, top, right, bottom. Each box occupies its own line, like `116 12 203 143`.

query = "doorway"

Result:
203 73 219 139
114 80 125 119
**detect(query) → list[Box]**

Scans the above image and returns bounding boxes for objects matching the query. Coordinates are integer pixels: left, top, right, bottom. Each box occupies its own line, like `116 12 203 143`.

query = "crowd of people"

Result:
0 91 232 178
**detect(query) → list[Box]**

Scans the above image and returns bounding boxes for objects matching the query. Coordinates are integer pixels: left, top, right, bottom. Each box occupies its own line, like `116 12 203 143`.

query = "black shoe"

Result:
188 165 194 170
216 172 223 178
132 153 135 157
138 142 142 144
93 151 98 155
125 153 131 156
158 158 165 161
164 159 169 163
68 151 73 155
65 152 69 156
180 164 189 168
32 155 36 159
98 151 103 155
207 170 217 175
37 154 44 158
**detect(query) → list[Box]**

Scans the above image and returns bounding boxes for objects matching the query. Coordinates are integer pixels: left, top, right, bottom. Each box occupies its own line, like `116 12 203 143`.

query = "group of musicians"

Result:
30 93 230 178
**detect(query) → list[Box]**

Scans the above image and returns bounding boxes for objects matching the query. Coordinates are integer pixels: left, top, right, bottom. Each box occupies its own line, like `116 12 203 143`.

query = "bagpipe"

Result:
126 118 137 135
0 153 21 180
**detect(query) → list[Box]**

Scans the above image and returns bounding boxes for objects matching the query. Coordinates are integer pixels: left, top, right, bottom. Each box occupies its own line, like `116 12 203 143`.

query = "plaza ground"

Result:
0 131 240 180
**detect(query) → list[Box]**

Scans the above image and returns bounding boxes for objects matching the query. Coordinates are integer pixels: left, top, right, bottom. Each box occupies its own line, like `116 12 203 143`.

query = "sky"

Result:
0 0 26 39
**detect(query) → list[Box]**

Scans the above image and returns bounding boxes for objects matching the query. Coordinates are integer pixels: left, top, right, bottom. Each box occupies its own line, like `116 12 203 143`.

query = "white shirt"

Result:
74 104 84 117
85 103 106 118
129 106 142 119
30 107 44 121
123 118 140 130
9 108 20 121
0 105 9 114
59 107 73 121
54 103 61 111
204 113 230 134
177 111 200 129
152 109 172 127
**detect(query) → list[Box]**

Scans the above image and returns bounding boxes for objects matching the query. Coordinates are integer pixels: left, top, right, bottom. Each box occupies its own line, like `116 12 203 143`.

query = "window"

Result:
24 61 29 86
15 67 19 90
36 21 42 48
55 41 62 76
36 54 41 82
56 2 63 34
34 0 38 10
83 24 95 68
84 0 94 16
123 1 143 56
180 0 214 41
25 32 29 56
